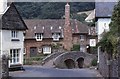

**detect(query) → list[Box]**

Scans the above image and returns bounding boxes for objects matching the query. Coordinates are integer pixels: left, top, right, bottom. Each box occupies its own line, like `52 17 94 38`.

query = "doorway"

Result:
30 47 37 57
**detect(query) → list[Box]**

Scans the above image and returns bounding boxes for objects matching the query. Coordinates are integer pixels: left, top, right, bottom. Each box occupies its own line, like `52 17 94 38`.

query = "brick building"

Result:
24 3 97 57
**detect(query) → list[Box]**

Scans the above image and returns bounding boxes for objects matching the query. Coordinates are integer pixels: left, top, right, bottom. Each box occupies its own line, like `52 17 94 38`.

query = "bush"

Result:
71 44 80 51
90 47 97 54
52 43 61 49
24 55 47 65
91 59 97 66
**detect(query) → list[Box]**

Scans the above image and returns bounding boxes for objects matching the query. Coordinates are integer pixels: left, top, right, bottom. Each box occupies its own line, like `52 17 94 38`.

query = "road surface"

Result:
9 65 102 78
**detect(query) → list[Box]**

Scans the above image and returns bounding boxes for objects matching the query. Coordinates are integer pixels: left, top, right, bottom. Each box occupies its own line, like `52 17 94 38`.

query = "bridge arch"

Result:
64 59 75 69
76 57 84 68
53 51 96 69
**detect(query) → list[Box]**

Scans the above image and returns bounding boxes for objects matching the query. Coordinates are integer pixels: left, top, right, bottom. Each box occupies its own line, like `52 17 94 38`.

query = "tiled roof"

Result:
95 2 117 17
24 19 89 39
1 3 27 30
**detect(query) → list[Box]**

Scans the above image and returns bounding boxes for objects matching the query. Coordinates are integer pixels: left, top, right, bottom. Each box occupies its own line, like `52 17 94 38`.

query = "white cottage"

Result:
0 1 27 68
95 2 117 63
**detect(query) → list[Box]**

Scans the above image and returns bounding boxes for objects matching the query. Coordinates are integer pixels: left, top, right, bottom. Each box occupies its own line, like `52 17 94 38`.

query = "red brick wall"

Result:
72 34 80 44
24 39 64 57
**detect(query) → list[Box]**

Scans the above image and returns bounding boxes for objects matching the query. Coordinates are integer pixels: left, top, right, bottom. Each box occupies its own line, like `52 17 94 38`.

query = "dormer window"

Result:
35 33 43 41
52 33 60 41
11 30 18 39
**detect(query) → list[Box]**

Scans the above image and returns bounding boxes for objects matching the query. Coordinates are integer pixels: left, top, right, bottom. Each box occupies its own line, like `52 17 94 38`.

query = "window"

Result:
23 48 26 55
35 33 43 41
11 31 18 38
89 39 96 47
43 46 51 54
103 23 109 32
52 33 60 41
80 35 85 41
10 49 20 64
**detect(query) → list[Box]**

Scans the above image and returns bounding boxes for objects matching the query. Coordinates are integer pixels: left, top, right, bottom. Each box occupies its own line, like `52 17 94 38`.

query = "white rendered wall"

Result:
1 30 24 66
0 0 7 14
97 18 111 41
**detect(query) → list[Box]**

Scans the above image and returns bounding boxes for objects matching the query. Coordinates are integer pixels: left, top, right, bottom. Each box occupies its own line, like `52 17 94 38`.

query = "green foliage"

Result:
52 43 62 49
97 1 120 56
15 2 95 19
91 59 97 66
24 55 46 65
86 19 95 27
71 44 80 51
71 13 88 22
90 47 97 54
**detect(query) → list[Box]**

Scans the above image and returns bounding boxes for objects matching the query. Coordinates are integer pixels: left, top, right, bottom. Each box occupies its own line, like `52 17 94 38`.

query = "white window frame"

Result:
10 49 20 64
23 48 26 55
11 30 18 39
43 46 51 54
35 33 43 41
80 35 85 41
52 33 60 41
89 39 96 47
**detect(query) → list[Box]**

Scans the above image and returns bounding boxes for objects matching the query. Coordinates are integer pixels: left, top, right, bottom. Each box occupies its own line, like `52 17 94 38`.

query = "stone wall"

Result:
1 55 9 79
99 52 109 77
110 59 118 77
99 51 118 77
42 52 63 65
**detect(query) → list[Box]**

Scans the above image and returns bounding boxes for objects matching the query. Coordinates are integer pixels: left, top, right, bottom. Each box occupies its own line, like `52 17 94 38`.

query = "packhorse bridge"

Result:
42 51 96 69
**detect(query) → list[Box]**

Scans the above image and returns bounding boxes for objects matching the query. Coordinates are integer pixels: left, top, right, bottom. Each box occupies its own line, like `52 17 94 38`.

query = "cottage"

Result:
0 1 27 68
24 3 97 58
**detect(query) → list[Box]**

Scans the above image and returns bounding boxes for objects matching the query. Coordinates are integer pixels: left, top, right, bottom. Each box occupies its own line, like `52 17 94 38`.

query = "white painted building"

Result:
0 1 27 68
95 2 117 63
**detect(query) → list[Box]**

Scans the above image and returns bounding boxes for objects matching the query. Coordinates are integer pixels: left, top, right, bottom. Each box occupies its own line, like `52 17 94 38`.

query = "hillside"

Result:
15 2 95 20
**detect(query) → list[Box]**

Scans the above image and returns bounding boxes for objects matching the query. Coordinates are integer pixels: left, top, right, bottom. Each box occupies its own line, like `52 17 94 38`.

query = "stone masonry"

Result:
53 51 96 69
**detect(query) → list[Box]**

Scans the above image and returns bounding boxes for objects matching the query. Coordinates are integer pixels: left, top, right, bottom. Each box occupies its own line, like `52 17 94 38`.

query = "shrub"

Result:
90 47 97 54
71 44 80 51
24 55 47 65
91 59 97 66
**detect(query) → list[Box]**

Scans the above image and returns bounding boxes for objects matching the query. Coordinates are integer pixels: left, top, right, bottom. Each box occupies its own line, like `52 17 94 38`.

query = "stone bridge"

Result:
42 51 97 69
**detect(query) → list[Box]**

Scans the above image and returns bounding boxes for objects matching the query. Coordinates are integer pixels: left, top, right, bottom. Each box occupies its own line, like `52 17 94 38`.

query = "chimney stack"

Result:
65 3 70 27
63 3 73 51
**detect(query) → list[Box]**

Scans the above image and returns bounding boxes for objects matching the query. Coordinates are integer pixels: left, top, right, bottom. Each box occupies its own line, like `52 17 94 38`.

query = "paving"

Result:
9 65 103 78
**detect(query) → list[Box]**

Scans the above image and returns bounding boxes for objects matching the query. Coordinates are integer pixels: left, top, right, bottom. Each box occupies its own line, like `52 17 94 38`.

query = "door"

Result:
30 47 37 57
10 49 20 64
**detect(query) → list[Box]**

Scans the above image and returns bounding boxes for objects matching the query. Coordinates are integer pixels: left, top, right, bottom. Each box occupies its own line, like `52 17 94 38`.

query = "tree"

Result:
15 2 95 19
